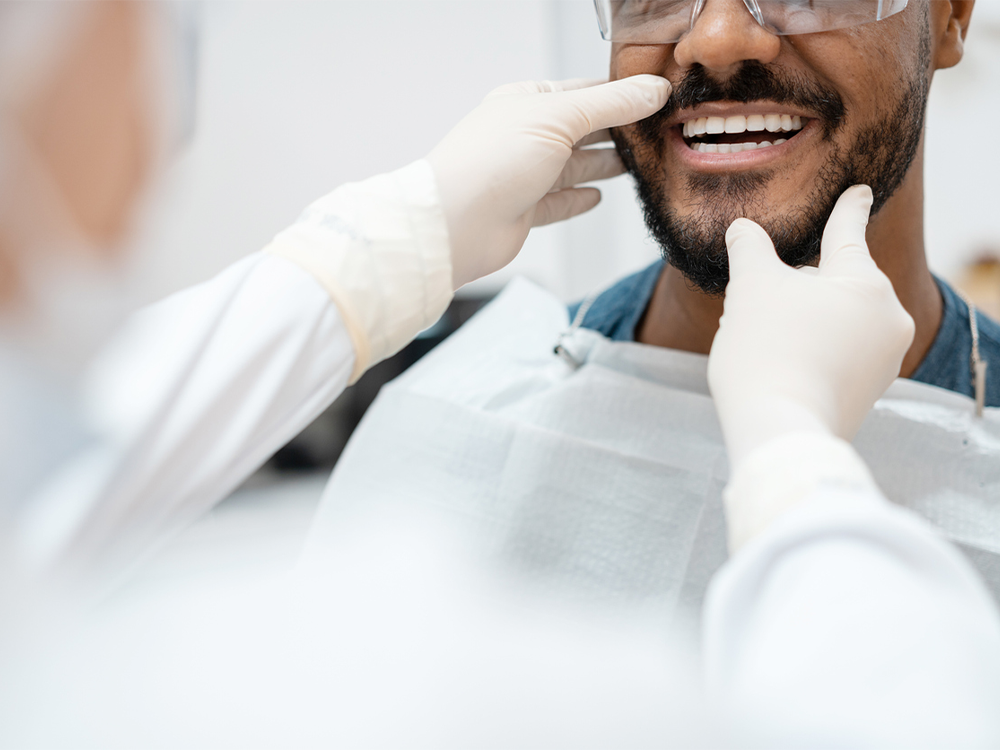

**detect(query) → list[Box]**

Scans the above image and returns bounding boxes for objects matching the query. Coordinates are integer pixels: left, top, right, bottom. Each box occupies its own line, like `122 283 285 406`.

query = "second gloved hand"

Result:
708 186 916 471
427 76 671 289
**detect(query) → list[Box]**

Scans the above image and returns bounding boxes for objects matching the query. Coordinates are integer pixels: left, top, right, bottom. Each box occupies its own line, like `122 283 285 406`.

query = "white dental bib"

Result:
305 278 1000 622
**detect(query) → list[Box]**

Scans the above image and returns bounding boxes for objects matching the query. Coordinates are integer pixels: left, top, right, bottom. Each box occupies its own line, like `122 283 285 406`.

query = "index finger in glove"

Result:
818 185 878 279
551 148 624 191
576 129 613 148
555 75 671 144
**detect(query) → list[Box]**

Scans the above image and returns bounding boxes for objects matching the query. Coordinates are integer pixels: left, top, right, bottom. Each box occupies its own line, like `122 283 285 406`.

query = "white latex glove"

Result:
428 76 672 289
708 186 916 472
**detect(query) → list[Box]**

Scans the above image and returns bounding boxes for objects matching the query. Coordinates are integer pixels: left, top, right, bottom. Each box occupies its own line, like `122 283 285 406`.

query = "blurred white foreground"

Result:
0 484 711 749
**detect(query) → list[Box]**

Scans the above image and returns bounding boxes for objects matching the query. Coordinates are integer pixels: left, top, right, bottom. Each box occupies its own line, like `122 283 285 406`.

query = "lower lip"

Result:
670 119 819 170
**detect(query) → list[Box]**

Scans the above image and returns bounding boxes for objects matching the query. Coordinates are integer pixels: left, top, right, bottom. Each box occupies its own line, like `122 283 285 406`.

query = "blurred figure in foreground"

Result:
0 2 998 748
0 1 668 580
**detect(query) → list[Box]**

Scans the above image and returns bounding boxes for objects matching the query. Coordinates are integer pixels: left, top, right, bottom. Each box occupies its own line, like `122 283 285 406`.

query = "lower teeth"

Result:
693 139 788 154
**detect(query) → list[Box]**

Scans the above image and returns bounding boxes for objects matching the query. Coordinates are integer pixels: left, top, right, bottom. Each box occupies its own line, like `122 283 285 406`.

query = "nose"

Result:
673 0 781 75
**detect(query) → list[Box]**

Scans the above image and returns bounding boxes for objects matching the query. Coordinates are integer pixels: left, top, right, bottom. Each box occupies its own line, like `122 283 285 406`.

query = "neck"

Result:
637 147 942 378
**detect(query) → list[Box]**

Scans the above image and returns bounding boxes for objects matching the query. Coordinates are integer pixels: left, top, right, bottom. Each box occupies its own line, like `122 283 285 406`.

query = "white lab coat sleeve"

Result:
705 435 1000 747
18 253 352 575
721 431 878 552
266 159 453 382
19 161 454 578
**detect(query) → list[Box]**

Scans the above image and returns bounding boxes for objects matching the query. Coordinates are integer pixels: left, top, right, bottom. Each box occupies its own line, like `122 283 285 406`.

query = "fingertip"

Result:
571 75 672 136
578 185 602 207
727 217 758 231
631 73 672 90
841 184 874 221
632 74 672 106
819 186 877 274
607 74 671 107
824 185 875 245
725 217 764 247
724 218 779 276
850 183 874 203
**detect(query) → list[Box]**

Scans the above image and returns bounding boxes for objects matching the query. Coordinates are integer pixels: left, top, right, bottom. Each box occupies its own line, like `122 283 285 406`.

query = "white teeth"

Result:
685 117 711 138
684 113 805 138
724 115 747 134
706 117 726 134
696 140 778 154
685 113 803 154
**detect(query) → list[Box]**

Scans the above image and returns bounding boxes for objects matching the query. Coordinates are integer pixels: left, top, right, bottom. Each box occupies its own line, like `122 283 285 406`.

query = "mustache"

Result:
636 61 846 142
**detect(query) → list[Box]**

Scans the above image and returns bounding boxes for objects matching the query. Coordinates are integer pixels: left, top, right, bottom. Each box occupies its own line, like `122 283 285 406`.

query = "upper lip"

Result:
665 101 817 129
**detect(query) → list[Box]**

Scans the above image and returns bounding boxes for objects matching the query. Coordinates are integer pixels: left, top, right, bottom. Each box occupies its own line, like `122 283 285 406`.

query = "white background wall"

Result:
132 0 1000 307
925 1 1000 274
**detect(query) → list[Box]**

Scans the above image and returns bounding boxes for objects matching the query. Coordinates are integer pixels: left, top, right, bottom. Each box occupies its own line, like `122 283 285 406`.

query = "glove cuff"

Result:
724 432 879 553
266 160 453 383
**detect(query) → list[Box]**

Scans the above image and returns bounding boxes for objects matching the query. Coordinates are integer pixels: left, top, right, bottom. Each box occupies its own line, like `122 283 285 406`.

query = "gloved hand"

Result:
427 76 671 289
708 186 916 471
269 75 669 383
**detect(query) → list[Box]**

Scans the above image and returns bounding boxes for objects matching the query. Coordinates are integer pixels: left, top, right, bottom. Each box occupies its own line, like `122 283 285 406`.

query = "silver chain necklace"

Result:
958 291 988 418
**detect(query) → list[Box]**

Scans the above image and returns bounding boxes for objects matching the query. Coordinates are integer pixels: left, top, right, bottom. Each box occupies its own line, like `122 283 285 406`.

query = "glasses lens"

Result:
593 0 911 43
754 0 910 36
594 0 696 44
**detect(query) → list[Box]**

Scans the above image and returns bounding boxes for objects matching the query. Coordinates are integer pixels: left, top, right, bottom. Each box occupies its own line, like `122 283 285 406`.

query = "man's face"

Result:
610 0 932 295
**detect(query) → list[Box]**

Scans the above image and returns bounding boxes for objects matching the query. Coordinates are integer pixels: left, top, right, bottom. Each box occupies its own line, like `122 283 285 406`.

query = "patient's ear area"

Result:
932 0 975 70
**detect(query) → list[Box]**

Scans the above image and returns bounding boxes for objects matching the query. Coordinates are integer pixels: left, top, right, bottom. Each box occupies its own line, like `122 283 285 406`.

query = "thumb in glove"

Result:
709 185 915 469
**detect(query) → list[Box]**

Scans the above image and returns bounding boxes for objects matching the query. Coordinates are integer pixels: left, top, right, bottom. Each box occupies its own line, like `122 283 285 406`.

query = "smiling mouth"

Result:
680 113 808 154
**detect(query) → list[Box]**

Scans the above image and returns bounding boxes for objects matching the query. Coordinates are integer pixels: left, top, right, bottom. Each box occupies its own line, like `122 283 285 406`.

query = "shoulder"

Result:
911 277 1000 407
568 260 664 343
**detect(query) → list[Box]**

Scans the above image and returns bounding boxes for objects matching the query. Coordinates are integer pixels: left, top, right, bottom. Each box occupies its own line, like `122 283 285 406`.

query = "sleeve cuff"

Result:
265 159 454 383
724 432 880 552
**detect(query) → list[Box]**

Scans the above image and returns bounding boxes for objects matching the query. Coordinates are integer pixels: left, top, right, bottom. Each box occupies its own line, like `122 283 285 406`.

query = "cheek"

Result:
837 35 899 108
610 44 674 80
790 26 921 131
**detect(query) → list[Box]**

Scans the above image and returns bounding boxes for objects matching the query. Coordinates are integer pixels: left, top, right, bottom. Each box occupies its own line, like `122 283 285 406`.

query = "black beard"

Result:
613 51 930 297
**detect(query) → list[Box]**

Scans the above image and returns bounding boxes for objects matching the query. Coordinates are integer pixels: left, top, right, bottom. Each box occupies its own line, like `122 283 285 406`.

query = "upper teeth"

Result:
682 114 804 139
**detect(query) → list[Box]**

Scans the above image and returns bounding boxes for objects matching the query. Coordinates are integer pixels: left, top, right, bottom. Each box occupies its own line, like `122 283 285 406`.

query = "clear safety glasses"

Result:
594 0 912 43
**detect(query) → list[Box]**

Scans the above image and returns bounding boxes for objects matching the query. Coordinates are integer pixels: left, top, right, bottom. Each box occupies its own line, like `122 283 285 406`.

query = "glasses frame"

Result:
593 0 913 43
